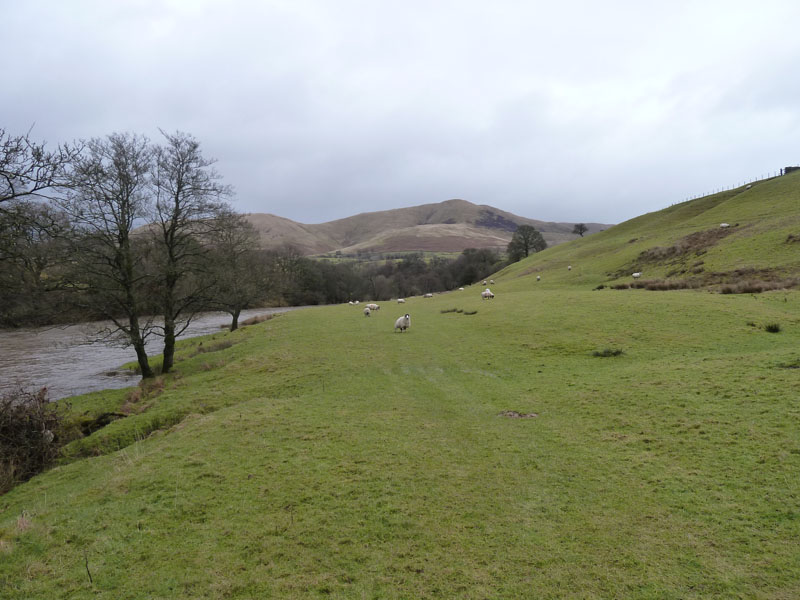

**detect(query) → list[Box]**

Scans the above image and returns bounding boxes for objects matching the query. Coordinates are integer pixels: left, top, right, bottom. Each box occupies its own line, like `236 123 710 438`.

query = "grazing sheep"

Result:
424 293 433 298
746 184 752 189
536 275 541 281
354 300 360 305
394 313 411 332
348 301 354 305
481 288 495 300
367 303 380 311
632 272 642 279
363 307 371 317
489 279 495 284
567 265 572 271
482 280 487 285
458 287 464 291
397 298 406 304
720 223 730 228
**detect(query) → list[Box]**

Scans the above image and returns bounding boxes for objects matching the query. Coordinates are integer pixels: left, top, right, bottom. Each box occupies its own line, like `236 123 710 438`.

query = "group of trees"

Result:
272 247 508 305
1 128 256 378
2 127 558 381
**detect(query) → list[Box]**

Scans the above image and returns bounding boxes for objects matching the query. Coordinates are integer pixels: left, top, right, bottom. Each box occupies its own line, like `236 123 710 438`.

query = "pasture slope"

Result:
1 174 799 598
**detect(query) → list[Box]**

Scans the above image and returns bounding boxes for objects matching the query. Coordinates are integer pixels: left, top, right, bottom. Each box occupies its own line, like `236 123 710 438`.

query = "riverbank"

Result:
0 307 304 400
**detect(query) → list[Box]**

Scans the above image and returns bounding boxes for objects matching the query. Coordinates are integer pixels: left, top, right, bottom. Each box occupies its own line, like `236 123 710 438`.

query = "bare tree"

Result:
150 130 231 373
58 133 156 378
205 211 265 331
0 201 71 326
1 127 80 206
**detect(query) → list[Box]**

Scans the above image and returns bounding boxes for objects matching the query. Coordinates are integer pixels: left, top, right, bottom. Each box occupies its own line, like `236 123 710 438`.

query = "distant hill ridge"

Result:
244 199 611 255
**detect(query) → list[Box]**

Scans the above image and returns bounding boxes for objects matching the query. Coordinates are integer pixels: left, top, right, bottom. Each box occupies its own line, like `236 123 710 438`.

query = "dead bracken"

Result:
499 410 538 418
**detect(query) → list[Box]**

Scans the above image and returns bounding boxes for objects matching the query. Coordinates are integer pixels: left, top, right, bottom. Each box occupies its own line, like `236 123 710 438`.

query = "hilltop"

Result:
244 198 610 255
1 173 799 598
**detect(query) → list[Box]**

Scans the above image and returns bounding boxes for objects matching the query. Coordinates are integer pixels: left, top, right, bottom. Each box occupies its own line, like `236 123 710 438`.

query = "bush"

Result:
764 323 781 333
593 348 624 357
0 388 65 494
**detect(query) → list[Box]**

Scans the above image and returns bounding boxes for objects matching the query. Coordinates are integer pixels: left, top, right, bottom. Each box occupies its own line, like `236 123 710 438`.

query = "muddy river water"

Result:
0 307 302 401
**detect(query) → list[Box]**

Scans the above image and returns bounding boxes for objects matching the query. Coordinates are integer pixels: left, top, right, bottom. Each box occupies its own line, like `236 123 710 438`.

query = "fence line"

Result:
678 167 795 204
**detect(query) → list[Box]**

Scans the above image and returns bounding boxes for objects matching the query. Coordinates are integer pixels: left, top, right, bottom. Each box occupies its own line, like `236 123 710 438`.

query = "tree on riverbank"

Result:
204 210 266 331
150 131 232 373
58 133 157 378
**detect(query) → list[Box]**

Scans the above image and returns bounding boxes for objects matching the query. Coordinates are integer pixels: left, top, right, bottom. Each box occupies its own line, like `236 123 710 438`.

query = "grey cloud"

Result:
3 1 800 226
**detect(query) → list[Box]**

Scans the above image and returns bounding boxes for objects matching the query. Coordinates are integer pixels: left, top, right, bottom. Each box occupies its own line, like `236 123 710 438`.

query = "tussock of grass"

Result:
764 322 782 333
593 348 624 357
720 279 798 294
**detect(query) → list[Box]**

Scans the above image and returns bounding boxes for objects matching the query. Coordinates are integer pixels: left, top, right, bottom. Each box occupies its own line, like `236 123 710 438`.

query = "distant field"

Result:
312 250 467 264
2 176 799 598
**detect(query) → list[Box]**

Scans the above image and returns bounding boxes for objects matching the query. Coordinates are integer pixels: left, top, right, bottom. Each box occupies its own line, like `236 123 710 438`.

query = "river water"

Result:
0 307 301 401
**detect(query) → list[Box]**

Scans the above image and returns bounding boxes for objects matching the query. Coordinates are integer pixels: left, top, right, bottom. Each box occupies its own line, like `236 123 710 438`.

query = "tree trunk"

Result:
129 318 154 379
229 308 241 332
162 314 175 374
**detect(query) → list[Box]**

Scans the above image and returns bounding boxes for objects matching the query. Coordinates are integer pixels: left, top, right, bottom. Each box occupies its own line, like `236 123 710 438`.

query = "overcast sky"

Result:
3 1 800 225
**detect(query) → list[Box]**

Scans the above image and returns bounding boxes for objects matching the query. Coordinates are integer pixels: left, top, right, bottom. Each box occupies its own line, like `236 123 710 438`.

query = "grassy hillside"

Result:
496 172 800 289
2 179 799 598
245 199 610 255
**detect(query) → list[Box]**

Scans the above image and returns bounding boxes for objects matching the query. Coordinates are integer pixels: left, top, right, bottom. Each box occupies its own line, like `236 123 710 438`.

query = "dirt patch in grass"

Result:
611 226 739 280
499 410 538 418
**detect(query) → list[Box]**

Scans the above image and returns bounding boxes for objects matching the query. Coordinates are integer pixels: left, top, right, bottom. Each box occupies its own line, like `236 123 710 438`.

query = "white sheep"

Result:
363 307 371 317
423 293 433 298
536 275 541 281
720 223 730 228
394 313 410 332
481 288 495 299
489 279 495 284
397 298 406 304
632 272 642 279
458 287 464 291
366 303 380 311
567 265 572 271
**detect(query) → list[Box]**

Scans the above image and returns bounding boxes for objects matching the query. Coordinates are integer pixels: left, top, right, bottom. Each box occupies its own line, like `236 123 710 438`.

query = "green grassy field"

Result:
1 176 799 598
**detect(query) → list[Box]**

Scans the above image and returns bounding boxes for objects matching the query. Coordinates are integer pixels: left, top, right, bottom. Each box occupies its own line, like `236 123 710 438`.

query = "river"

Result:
0 307 302 401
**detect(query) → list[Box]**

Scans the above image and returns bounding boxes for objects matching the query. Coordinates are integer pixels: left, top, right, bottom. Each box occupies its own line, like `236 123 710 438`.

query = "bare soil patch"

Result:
499 410 538 418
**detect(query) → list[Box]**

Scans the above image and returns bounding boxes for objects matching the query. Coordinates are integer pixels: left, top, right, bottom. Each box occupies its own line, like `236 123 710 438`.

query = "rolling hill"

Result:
244 198 610 255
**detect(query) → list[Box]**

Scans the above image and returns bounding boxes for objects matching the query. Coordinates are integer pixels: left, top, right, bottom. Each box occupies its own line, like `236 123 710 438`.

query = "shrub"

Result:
593 348 624 357
764 323 781 333
0 388 65 494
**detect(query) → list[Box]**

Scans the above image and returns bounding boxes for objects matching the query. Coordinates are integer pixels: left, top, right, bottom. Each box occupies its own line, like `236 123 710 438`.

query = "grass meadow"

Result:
1 282 799 598
2 176 800 598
